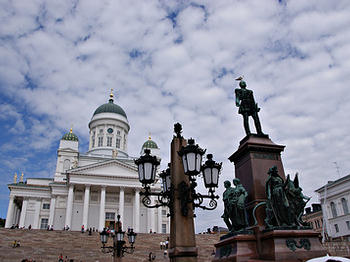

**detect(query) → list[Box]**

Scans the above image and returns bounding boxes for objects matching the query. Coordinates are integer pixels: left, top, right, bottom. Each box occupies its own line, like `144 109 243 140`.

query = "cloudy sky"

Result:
1 0 350 232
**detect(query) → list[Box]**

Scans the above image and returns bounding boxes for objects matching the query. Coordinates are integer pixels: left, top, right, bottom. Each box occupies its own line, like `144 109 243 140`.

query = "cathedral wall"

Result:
88 204 100 230
71 202 83 230
54 208 66 230
124 204 133 230
140 207 148 233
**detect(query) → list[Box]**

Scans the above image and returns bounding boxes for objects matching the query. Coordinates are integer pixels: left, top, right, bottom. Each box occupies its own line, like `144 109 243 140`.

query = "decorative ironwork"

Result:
178 178 219 217
286 238 311 251
140 185 171 209
100 215 137 258
135 123 220 219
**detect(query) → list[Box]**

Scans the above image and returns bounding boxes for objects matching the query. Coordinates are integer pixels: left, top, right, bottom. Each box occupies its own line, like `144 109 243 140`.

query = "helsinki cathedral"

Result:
5 91 169 233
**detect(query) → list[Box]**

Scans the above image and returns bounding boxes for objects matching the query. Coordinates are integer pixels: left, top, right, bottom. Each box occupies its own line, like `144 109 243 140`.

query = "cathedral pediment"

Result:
68 159 138 178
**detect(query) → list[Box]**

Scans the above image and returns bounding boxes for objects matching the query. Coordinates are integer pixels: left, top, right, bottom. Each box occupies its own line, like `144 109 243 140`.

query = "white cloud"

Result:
0 0 350 231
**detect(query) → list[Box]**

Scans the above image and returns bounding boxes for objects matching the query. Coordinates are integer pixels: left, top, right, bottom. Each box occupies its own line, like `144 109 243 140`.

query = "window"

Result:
98 137 103 147
107 137 112 147
346 221 350 230
162 210 166 216
116 137 121 148
106 212 115 220
342 198 349 214
74 194 83 201
162 224 167 234
63 159 70 171
117 130 121 135
92 137 95 148
40 218 48 229
43 203 50 210
91 193 98 202
331 202 338 218
334 224 339 233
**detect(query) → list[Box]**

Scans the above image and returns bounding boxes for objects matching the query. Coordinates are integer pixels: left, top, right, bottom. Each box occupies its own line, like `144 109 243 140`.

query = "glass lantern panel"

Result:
203 168 212 185
101 234 108 244
187 152 196 172
182 155 188 173
138 164 144 181
212 168 219 185
129 234 135 244
144 162 153 180
117 231 124 241
162 178 167 191
152 166 157 181
195 153 202 172
166 176 171 191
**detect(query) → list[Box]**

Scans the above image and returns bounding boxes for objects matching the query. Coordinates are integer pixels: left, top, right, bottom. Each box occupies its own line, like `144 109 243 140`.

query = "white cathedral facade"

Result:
5 92 169 233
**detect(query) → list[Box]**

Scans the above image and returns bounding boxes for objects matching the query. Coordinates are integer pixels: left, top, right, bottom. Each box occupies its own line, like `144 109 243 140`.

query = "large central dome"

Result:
93 98 127 118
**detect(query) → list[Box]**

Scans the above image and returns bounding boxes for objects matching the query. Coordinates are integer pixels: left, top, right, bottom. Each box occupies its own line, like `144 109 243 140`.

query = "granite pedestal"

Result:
213 135 327 262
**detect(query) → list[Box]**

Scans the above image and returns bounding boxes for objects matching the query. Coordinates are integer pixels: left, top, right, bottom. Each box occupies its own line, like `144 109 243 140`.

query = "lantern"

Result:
178 138 206 176
201 154 222 188
135 149 160 185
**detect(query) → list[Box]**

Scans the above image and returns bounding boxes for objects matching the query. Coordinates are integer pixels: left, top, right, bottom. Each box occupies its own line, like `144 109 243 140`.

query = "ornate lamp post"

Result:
100 215 137 262
135 123 222 262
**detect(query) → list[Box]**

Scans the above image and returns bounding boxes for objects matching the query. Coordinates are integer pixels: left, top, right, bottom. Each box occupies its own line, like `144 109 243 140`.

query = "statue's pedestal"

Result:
259 229 326 261
213 135 327 261
212 233 257 262
228 134 285 228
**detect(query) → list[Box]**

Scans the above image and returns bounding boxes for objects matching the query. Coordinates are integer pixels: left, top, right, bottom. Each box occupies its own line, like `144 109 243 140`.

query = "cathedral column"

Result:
19 198 28 228
82 185 90 230
146 196 156 232
48 197 56 227
33 199 41 229
5 195 15 228
119 187 124 229
65 184 74 229
99 186 106 232
158 206 162 233
134 188 140 232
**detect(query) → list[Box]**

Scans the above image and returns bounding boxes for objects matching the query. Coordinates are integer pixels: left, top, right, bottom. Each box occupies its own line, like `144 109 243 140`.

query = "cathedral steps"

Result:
0 228 219 262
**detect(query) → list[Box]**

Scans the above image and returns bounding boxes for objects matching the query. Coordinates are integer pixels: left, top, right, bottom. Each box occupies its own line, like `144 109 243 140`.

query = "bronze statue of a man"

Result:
235 78 264 136
230 178 248 231
222 180 234 230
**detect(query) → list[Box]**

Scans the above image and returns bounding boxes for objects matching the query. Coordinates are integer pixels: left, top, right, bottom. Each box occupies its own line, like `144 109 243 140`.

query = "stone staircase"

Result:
0 228 219 262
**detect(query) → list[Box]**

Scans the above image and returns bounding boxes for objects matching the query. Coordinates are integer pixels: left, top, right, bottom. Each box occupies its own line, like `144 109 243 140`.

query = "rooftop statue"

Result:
234 77 265 136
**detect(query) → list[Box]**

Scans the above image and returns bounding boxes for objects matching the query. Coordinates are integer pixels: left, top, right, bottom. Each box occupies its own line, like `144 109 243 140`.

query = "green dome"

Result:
62 130 79 141
93 99 127 118
142 139 158 149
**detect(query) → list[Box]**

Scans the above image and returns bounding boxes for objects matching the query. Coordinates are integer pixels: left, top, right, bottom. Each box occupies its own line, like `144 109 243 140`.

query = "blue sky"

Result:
1 0 350 232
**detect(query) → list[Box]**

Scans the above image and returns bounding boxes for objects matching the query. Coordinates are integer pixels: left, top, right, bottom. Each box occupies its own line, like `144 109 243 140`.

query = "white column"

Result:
158 206 162 233
33 199 41 229
65 184 74 229
134 189 140 232
99 186 106 232
82 185 90 230
19 198 28 228
5 195 15 228
119 187 124 229
150 196 155 233
48 197 56 227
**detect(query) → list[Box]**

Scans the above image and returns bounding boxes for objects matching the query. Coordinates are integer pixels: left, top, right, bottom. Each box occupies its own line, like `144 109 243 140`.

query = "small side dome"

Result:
142 136 158 150
93 90 127 118
62 128 79 141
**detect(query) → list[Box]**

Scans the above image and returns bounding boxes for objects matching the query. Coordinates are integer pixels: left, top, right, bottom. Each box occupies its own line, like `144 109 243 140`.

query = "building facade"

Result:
5 92 169 233
316 174 350 240
303 204 323 234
